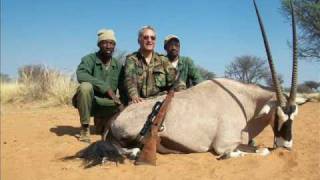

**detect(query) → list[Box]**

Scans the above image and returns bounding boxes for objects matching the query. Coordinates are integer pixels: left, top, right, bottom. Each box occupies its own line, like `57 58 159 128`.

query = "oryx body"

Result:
111 78 280 155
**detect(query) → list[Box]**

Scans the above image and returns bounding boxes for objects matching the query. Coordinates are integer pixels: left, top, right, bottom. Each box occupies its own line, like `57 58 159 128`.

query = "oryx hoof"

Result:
128 148 140 159
255 147 270 156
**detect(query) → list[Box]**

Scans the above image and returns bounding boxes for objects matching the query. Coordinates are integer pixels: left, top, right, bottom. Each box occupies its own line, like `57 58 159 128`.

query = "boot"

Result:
79 126 90 143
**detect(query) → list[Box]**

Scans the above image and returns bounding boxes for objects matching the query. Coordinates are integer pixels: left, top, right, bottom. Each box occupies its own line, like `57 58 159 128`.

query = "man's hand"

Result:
107 89 121 105
131 96 143 103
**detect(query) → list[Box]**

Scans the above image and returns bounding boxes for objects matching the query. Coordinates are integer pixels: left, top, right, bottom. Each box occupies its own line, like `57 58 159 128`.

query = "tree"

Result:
281 0 320 61
264 73 284 88
295 80 320 93
303 80 320 90
224 55 269 84
197 66 216 80
297 84 313 93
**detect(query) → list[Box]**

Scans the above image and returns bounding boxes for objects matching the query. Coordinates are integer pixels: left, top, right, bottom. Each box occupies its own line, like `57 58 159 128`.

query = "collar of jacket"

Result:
168 55 183 71
94 53 117 68
137 51 158 59
137 51 161 65
178 56 184 66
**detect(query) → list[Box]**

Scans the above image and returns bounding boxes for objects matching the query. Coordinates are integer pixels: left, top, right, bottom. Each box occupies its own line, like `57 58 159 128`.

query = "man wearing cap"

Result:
164 35 203 89
72 28 124 143
124 26 176 103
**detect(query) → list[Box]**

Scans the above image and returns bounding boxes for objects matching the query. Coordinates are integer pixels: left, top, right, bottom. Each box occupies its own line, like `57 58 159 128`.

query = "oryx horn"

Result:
253 0 286 107
288 0 298 106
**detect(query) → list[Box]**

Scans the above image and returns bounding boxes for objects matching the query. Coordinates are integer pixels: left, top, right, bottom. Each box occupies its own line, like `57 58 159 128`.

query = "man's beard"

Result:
99 50 113 59
168 52 178 61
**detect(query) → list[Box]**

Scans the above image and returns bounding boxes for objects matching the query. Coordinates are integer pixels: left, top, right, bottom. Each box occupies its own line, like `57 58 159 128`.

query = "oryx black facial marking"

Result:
275 105 297 140
273 104 298 149
274 116 293 141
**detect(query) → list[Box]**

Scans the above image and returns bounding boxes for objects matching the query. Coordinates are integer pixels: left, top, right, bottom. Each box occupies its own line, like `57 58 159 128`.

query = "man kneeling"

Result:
72 28 125 143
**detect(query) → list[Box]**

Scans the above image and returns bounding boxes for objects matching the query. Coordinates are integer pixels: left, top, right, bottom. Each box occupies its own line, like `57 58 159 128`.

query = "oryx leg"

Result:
213 128 270 159
101 128 140 160
219 145 270 159
105 138 141 159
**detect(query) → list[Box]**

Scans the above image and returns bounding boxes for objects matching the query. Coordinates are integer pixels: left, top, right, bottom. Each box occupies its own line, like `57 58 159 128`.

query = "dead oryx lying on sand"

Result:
74 0 300 166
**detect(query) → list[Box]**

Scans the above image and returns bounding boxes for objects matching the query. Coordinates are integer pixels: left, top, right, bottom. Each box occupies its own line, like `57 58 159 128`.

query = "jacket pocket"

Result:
153 68 166 88
136 68 144 75
110 76 119 90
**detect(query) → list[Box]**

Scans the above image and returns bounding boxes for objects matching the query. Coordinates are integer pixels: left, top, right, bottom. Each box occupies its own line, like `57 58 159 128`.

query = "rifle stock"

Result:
135 90 175 166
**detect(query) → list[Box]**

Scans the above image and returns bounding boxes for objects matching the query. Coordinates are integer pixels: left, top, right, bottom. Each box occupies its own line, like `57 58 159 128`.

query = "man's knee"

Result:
78 82 94 94
73 82 94 108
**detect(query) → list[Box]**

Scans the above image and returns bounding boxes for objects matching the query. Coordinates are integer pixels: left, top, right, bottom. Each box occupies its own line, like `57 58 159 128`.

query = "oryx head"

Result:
253 0 298 149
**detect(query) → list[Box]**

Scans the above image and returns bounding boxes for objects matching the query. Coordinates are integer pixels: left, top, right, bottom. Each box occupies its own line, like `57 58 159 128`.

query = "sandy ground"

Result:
1 102 319 180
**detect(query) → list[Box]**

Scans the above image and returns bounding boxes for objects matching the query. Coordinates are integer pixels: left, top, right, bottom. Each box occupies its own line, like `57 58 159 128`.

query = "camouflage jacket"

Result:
124 51 176 99
174 56 204 88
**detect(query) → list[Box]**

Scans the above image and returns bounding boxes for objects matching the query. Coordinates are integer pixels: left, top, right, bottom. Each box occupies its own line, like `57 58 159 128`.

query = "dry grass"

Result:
303 92 320 102
0 82 24 103
0 66 77 106
46 71 78 105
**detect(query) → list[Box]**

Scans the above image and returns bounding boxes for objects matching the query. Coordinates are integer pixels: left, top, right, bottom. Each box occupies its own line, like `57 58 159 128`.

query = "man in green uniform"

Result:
124 26 176 103
164 35 203 89
73 29 124 143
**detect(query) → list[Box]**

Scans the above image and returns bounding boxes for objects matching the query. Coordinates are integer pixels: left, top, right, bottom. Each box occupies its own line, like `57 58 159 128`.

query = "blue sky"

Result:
1 0 319 85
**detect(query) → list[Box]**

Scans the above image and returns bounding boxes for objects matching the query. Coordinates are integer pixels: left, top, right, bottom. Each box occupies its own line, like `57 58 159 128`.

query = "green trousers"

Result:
73 82 118 125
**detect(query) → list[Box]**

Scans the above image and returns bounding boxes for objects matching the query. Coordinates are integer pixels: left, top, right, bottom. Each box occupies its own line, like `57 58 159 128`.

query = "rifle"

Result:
135 73 180 166
135 101 162 143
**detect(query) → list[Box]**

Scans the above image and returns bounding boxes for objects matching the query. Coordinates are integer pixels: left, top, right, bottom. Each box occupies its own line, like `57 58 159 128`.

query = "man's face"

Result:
98 40 115 56
165 39 180 58
139 29 156 52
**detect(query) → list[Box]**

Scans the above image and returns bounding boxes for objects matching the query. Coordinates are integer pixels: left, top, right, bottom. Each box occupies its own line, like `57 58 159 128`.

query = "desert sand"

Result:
1 102 319 180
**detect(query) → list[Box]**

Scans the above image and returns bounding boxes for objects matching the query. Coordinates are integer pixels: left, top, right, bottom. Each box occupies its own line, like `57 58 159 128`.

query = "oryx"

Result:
77 0 299 163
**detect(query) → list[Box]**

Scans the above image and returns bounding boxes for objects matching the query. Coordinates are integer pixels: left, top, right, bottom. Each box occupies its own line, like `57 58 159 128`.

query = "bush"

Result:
18 64 53 100
1 64 77 105
47 71 77 105
297 84 313 93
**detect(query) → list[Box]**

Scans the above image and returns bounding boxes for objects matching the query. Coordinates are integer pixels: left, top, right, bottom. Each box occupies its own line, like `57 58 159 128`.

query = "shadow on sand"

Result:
49 125 98 137
50 125 80 137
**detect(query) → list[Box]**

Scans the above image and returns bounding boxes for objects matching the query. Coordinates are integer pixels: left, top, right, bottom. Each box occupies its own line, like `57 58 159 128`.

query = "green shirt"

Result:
175 56 204 88
124 51 176 99
76 52 123 97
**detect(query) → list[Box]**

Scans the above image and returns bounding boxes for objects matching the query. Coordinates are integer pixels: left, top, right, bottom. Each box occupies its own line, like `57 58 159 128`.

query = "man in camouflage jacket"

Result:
124 26 176 103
